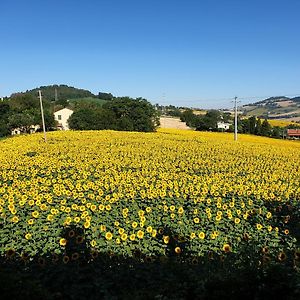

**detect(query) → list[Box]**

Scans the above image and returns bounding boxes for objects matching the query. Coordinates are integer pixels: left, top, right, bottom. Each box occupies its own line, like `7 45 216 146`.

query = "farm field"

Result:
1 129 300 299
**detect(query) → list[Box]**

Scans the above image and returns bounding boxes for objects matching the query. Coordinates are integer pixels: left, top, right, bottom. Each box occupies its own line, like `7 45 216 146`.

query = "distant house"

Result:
217 122 231 131
54 108 73 130
11 125 40 135
287 129 300 139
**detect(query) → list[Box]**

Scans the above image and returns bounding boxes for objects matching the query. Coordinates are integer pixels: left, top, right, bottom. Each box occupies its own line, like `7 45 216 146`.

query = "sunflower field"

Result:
1 129 300 298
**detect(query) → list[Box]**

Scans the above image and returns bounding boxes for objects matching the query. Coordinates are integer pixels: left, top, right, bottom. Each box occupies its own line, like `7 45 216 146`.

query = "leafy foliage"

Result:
15 84 96 102
68 97 159 132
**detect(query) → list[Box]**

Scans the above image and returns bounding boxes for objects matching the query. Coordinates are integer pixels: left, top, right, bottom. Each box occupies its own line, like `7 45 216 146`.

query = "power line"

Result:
158 93 300 106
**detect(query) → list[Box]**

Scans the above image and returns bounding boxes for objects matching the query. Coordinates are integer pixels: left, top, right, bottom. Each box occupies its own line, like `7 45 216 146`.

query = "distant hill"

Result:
242 96 300 121
11 84 97 102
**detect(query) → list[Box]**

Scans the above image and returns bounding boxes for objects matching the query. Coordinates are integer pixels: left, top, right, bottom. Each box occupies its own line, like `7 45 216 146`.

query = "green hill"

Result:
68 97 108 107
12 84 97 102
242 96 300 120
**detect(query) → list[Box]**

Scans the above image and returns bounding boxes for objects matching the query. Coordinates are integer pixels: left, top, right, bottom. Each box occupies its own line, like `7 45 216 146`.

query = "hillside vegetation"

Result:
243 96 300 120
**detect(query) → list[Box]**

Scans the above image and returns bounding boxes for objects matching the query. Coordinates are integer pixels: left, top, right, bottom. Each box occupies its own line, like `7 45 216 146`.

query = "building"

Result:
54 108 73 130
217 122 231 131
11 125 40 135
287 129 300 139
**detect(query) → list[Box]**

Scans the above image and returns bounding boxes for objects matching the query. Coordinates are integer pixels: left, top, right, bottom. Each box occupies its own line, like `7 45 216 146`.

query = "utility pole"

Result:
39 90 47 143
55 88 58 102
233 96 239 141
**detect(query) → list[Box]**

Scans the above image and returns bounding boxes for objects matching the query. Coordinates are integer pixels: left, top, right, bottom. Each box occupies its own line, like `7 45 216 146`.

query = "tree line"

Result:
0 94 55 137
68 97 160 132
164 107 300 139
0 93 160 137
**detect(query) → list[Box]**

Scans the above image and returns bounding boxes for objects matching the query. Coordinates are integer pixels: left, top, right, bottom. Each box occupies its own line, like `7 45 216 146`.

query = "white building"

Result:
54 108 73 130
217 122 231 131
11 125 40 135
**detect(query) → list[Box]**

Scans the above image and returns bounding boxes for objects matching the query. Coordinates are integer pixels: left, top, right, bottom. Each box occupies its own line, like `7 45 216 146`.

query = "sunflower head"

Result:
6 249 15 258
63 255 70 264
174 247 181 254
278 251 287 262
222 244 231 253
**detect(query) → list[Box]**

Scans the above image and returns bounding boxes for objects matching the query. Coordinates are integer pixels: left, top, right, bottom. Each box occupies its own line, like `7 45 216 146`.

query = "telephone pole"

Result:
39 90 47 142
233 96 239 141
55 88 58 102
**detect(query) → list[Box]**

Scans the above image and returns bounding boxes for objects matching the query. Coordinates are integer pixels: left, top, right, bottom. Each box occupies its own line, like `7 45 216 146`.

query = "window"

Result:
58 115 62 121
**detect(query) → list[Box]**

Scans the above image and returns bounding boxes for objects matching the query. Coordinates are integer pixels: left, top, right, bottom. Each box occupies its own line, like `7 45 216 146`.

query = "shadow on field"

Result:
1 225 300 300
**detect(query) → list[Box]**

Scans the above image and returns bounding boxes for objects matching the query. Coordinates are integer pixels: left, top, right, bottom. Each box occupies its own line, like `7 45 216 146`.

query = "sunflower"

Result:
262 255 271 264
216 215 222 222
129 234 136 241
137 230 144 239
294 250 300 261
63 255 70 264
256 223 263 230
71 252 80 261
90 240 97 247
191 257 199 265
59 238 67 247
174 247 181 254
278 251 287 262
105 232 113 240
178 207 184 214
25 233 32 240
262 246 269 254
198 232 205 239
243 233 250 241
132 222 138 229
163 236 170 244
234 218 240 224
121 233 128 241
68 230 75 238
76 236 84 244
91 250 98 259
27 218 34 225
6 249 15 258
21 252 29 261
222 244 231 253
193 217 200 224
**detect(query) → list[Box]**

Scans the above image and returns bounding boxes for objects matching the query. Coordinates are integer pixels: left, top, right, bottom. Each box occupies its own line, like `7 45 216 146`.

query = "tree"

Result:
180 109 195 126
69 97 159 132
255 118 262 135
68 107 117 130
271 126 282 139
68 108 100 130
9 94 40 112
8 94 55 132
8 111 35 133
261 119 272 136
0 102 11 137
249 116 256 134
98 92 113 101
103 97 159 132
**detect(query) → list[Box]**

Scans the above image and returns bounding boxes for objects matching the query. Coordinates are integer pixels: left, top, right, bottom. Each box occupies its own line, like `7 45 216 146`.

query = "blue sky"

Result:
1 0 300 108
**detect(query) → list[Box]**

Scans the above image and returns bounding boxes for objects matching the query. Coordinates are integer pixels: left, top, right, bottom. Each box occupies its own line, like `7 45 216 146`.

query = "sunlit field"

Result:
1 129 300 264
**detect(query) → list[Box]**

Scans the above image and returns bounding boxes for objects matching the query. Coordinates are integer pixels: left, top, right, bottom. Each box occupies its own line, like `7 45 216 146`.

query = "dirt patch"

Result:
159 117 191 130
275 100 295 107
